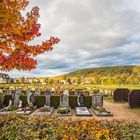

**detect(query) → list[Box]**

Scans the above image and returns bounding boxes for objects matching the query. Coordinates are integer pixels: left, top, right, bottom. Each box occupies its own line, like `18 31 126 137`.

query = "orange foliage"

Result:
0 0 60 71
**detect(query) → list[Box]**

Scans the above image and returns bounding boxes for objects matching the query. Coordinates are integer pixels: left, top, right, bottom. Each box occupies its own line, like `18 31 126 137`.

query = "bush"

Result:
0 115 140 140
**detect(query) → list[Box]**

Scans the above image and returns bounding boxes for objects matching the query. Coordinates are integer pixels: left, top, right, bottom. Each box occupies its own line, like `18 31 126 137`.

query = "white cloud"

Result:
5 0 140 77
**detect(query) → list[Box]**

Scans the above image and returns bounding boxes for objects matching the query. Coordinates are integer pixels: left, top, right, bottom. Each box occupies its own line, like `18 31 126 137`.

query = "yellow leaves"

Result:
96 129 111 140
9 0 16 2
62 135 78 140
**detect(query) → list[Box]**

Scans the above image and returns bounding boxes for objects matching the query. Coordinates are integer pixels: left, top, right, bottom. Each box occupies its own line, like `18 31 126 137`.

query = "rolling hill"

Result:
59 66 140 85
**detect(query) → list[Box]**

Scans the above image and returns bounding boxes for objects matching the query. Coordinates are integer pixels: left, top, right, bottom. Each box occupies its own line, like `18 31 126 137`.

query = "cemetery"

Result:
0 86 140 139
1 87 140 117
1 0 140 139
0 88 113 116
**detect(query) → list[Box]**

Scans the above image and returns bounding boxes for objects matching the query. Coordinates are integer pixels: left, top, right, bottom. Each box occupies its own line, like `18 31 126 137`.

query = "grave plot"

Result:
128 90 140 108
0 89 22 114
15 90 36 115
57 90 72 116
75 93 92 116
91 94 113 116
114 88 130 102
33 91 54 115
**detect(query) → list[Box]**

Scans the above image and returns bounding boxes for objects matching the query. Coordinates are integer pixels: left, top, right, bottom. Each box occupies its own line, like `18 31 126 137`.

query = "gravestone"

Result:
26 89 30 95
76 93 92 116
0 90 5 109
27 92 36 107
0 89 22 114
13 89 22 106
77 93 85 107
92 94 103 108
60 91 69 107
57 90 71 116
15 92 35 115
33 91 54 115
128 90 140 108
114 88 130 102
91 94 113 116
35 88 41 95
44 91 52 107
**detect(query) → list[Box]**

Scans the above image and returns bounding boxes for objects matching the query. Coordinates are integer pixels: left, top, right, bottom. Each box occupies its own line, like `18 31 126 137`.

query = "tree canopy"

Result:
0 0 60 71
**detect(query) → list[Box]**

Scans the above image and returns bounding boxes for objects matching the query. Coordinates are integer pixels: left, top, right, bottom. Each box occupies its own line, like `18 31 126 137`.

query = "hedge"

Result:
3 95 92 108
0 115 140 139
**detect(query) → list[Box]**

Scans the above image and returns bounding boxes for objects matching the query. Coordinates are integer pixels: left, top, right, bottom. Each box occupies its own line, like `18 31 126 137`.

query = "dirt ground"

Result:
55 101 140 122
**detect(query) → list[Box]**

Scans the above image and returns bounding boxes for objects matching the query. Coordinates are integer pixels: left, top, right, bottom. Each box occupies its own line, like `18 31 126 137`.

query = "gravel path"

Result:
56 101 140 122
100 100 140 122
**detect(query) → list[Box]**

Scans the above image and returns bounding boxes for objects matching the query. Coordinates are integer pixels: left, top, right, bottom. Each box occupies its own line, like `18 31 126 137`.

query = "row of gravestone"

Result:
114 88 140 108
0 89 109 116
0 92 103 109
2 89 90 96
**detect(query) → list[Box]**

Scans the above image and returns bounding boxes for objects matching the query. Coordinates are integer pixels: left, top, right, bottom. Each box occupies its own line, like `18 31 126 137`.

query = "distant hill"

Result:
60 66 140 85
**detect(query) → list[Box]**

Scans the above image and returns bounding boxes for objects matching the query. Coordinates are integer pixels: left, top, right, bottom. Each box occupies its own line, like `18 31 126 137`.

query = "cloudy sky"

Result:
7 0 140 77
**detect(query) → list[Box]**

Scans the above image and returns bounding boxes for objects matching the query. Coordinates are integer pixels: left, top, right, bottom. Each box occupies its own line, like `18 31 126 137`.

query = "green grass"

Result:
130 108 140 113
104 97 128 104
94 84 140 90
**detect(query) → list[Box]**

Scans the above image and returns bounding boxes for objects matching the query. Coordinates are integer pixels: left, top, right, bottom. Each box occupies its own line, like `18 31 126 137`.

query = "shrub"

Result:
0 115 139 140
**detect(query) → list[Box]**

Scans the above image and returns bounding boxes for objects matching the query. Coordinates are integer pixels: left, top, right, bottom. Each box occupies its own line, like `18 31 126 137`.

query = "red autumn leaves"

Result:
0 0 60 71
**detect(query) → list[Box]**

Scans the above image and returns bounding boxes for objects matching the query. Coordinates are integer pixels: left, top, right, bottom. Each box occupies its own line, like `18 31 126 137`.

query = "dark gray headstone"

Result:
77 93 85 107
27 92 35 106
0 91 5 108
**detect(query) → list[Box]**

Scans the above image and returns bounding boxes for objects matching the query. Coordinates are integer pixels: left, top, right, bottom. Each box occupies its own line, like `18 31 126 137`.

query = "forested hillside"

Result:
61 66 140 85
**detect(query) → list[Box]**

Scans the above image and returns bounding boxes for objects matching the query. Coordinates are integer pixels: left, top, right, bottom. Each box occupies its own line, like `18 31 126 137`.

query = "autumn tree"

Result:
0 0 60 71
